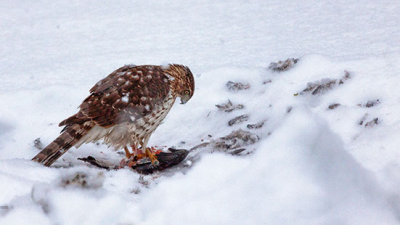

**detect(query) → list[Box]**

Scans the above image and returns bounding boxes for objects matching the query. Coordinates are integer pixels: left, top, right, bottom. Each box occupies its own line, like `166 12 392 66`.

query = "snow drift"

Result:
1 0 400 224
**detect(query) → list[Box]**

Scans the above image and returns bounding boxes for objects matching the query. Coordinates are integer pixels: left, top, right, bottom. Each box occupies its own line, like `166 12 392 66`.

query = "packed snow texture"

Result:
1 1 400 225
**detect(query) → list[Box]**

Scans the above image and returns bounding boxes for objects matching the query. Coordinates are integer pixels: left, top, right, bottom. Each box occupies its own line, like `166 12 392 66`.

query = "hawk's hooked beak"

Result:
180 95 190 104
180 98 187 104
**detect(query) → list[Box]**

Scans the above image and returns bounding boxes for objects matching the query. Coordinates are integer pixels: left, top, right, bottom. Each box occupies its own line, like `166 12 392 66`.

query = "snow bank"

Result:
129 108 398 225
3 106 396 225
1 0 400 224
2 54 400 224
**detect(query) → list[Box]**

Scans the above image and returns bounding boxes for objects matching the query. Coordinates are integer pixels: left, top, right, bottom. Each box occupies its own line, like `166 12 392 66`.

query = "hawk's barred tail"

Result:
32 123 92 166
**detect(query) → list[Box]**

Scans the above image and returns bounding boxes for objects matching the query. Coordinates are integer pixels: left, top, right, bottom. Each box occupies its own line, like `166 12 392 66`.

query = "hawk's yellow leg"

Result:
124 146 132 158
123 145 159 166
131 145 146 160
122 146 147 167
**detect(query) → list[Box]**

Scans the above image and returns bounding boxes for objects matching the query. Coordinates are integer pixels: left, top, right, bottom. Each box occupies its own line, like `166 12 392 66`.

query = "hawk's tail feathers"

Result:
32 123 92 167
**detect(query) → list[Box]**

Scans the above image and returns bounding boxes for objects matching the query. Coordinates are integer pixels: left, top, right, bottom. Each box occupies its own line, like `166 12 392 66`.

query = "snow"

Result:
1 0 400 224
138 110 398 225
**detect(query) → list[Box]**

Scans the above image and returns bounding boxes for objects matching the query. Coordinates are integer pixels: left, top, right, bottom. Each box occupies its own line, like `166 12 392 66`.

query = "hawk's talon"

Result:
145 147 160 165
121 146 162 168
127 160 137 167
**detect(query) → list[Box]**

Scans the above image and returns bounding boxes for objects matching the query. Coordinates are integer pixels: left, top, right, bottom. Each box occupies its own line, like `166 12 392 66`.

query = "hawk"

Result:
32 64 195 167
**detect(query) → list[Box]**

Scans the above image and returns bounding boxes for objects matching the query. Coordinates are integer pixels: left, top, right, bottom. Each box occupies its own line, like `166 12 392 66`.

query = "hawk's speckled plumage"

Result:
32 64 194 166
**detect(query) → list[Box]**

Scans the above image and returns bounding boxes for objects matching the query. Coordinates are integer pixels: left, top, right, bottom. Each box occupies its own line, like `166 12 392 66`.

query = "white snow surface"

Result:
1 1 400 225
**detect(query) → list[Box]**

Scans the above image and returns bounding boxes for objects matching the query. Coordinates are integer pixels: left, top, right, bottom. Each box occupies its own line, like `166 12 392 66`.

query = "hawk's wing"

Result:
60 65 171 128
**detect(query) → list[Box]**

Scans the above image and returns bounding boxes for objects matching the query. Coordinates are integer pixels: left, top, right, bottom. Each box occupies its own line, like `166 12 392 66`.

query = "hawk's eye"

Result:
183 90 190 95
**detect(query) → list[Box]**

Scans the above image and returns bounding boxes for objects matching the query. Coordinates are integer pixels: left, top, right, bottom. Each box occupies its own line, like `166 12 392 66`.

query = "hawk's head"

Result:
164 64 195 104
179 66 195 104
